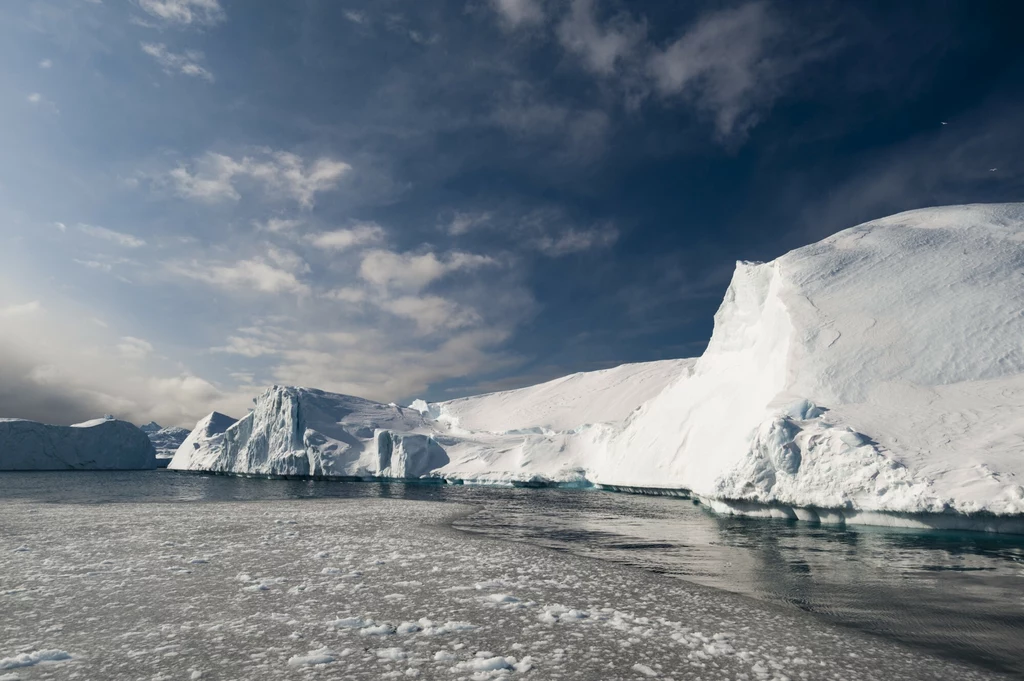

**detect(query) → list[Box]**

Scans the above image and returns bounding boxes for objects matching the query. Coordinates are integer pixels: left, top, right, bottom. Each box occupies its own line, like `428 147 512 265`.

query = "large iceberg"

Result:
169 204 1024 525
0 416 157 470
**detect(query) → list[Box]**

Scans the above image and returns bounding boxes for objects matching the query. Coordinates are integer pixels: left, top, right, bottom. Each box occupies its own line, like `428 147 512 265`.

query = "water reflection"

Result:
3 471 1023 675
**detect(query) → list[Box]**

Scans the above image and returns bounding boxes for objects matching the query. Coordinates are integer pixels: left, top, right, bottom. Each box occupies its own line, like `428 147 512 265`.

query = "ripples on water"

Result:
3 471 1023 676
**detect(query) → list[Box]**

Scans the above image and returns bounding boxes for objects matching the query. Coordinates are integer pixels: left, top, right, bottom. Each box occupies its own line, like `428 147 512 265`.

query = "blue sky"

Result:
1 0 1022 427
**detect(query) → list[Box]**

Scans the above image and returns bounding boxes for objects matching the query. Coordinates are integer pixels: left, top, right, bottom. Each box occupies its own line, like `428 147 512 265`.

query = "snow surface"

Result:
0 497 1001 680
0 416 156 471
169 204 1024 521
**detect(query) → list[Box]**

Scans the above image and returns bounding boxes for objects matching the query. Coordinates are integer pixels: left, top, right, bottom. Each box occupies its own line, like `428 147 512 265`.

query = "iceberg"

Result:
169 204 1024 527
143 423 191 464
0 415 157 470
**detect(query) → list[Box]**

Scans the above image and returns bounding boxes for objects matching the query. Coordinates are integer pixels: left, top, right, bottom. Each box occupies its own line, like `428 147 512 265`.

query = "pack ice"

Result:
170 204 1024 523
0 416 157 470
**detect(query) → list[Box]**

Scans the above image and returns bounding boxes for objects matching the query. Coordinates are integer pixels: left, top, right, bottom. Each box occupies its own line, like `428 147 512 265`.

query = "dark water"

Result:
3 471 1024 676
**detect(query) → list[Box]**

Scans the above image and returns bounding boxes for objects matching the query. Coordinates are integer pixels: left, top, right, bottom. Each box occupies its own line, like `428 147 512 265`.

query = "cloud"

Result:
359 249 497 292
307 222 386 251
531 221 618 256
445 211 493 236
343 10 367 25
557 0 645 75
117 336 154 359
78 224 146 247
382 295 481 334
255 218 302 233
168 256 310 295
0 301 43 317
38 59 52 69
141 43 215 82
137 0 225 27
166 151 351 208
491 0 544 28
27 93 42 104
647 2 795 139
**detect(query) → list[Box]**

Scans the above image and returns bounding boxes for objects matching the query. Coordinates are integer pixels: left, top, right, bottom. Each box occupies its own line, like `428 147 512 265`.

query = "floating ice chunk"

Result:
287 648 336 666
433 651 457 662
375 647 408 661
396 622 422 634
0 650 72 671
632 663 658 677
328 616 367 628
360 623 396 636
452 655 514 672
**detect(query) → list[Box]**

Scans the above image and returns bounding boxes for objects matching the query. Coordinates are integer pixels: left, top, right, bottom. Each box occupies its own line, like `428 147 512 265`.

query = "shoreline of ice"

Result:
164 468 1024 535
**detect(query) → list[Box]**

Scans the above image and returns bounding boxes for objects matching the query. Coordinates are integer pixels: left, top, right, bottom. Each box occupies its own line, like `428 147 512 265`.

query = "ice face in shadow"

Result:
0 416 156 470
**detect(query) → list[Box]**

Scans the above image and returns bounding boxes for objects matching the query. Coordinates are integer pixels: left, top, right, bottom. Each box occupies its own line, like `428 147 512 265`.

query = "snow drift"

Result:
0 416 157 470
169 204 1024 523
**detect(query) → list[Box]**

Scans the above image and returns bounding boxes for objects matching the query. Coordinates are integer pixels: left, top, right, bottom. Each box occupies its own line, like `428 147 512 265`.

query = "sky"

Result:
1 0 1022 428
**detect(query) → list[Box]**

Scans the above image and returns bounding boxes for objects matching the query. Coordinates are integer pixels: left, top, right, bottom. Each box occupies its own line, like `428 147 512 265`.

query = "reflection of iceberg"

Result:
0 416 156 470
171 204 1024 530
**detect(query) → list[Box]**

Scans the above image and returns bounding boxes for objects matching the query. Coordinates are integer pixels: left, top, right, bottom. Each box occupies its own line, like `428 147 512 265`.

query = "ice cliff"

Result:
169 204 1024 522
143 424 191 460
0 416 157 470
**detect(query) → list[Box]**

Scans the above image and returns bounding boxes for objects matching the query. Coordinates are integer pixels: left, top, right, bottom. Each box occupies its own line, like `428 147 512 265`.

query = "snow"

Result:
167 204 1024 524
0 649 71 671
0 416 156 471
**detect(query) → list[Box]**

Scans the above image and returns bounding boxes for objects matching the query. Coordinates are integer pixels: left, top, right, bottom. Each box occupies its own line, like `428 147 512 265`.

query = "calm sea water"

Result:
3 470 1023 676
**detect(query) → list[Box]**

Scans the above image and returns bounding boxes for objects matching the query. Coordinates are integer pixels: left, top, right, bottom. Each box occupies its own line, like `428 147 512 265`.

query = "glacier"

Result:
169 203 1024 528
0 416 157 470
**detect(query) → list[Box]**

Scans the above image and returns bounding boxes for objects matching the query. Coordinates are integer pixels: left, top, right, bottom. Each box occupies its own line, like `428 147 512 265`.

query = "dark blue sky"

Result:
0 0 1021 425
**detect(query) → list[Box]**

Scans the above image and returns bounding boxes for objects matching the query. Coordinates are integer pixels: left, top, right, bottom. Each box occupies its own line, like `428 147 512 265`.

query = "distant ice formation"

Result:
0 415 156 470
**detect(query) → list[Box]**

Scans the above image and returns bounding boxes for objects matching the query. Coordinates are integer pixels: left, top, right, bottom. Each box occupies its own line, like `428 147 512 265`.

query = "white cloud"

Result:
382 295 480 334
168 256 310 295
27 93 42 104
446 211 492 236
141 43 214 82
138 0 225 27
78 224 146 248
39 59 53 69
167 151 351 208
359 249 496 292
255 218 302 233
323 287 368 304
54 222 67 232
0 301 43 317
647 2 788 139
343 10 367 24
307 222 386 251
491 0 544 27
531 221 618 256
117 336 154 359
557 0 644 75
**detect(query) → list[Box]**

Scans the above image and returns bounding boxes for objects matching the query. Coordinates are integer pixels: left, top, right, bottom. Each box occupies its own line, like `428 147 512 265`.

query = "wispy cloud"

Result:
38 59 52 69
137 0 225 27
165 151 351 208
491 0 544 28
27 93 42 104
167 254 310 296
359 249 497 292
141 42 214 82
307 223 386 251
531 222 618 256
557 0 645 75
648 2 797 139
0 301 43 318
117 336 154 360
77 224 146 248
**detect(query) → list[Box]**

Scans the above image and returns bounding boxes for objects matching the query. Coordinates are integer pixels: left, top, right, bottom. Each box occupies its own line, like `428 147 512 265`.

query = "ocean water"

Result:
2 470 1023 677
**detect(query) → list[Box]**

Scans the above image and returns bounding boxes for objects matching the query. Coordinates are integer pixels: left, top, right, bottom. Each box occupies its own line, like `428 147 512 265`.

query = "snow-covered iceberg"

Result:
142 423 191 464
169 204 1024 525
0 416 157 470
